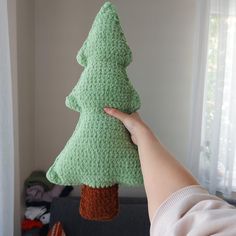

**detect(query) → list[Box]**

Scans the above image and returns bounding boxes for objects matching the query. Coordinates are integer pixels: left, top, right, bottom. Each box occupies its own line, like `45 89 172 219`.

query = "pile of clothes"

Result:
21 170 73 236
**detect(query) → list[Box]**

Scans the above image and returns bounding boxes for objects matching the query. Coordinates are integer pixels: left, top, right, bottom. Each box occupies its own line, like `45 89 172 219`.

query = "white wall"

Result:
16 0 35 217
8 0 22 233
33 0 196 196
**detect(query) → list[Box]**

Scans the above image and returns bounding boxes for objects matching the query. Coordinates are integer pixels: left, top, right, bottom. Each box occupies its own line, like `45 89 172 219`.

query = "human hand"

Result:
104 107 152 145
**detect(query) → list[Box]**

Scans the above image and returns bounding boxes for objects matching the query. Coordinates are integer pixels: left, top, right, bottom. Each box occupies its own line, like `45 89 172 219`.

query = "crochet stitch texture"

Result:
46 2 143 188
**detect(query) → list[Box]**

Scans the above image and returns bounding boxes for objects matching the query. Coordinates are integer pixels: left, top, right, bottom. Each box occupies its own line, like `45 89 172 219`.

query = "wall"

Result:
34 0 196 196
16 0 35 217
7 0 21 233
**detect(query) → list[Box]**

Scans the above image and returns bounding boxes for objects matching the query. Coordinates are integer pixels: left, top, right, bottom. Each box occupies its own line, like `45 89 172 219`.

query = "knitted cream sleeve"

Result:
150 185 236 236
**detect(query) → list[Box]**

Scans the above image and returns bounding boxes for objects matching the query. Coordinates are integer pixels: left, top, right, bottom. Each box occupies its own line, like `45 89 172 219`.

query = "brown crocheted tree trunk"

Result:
79 184 119 221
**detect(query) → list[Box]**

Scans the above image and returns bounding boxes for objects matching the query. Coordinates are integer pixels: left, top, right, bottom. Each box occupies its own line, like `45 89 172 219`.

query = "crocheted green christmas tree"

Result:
46 2 143 188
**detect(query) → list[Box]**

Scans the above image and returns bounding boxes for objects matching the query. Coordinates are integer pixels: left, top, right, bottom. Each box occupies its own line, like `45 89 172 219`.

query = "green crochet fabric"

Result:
46 2 143 188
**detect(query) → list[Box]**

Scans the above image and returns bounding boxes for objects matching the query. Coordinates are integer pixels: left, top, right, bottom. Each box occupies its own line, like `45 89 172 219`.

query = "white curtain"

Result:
189 0 236 199
0 0 15 235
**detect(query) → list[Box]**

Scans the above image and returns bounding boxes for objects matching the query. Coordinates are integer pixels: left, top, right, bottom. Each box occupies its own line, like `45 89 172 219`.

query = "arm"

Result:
104 107 199 221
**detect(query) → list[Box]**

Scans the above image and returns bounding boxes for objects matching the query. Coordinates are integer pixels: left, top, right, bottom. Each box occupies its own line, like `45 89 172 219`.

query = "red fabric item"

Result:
47 222 66 236
21 219 43 230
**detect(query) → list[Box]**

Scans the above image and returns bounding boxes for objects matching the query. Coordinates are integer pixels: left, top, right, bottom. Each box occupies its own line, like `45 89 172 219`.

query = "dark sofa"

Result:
49 197 150 236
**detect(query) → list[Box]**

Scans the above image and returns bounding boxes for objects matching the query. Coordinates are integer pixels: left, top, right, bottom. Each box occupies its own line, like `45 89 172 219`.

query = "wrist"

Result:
136 125 157 146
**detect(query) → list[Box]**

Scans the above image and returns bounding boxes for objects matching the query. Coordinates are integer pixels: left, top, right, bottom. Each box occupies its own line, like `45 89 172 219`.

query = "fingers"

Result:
103 107 129 123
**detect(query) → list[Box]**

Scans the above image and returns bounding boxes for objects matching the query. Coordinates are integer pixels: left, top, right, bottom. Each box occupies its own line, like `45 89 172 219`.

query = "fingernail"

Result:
104 107 110 112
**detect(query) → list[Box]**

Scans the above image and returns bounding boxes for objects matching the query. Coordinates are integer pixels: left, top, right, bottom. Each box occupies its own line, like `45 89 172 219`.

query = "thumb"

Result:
104 107 136 134
104 107 129 124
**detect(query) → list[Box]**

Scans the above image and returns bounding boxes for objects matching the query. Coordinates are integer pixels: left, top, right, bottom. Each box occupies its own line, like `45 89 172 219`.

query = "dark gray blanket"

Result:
49 197 150 236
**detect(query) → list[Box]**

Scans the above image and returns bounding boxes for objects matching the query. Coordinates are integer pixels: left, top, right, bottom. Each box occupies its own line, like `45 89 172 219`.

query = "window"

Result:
189 0 236 199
